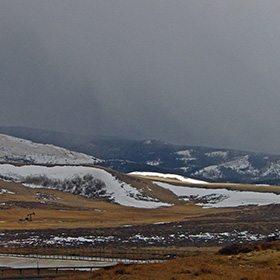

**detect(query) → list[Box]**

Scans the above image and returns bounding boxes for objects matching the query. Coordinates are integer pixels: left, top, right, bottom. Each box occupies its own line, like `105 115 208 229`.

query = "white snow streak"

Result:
129 171 208 184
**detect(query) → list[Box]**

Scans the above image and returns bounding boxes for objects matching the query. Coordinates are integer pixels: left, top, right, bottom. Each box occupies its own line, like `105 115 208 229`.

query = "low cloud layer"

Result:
1 1 280 154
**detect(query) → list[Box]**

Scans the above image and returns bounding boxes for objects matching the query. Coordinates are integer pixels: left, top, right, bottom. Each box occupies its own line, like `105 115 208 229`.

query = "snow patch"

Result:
155 181 280 208
175 150 196 162
195 165 222 180
129 172 208 184
0 189 15 194
205 151 228 158
146 159 161 166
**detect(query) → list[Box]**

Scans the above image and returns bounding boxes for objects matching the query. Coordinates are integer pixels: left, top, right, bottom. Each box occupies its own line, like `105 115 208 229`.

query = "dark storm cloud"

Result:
1 1 280 154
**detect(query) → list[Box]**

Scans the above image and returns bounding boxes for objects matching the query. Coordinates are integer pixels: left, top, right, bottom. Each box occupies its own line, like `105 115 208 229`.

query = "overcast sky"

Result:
1 1 280 154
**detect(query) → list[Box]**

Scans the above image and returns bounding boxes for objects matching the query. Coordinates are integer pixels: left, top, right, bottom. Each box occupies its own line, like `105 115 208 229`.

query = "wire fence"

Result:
0 244 191 262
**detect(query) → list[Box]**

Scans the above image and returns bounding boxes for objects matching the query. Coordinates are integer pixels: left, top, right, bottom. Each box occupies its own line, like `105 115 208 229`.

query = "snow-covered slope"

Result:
130 171 280 208
0 134 102 165
5 127 280 185
1 162 280 209
1 132 280 209
155 181 280 208
0 164 170 208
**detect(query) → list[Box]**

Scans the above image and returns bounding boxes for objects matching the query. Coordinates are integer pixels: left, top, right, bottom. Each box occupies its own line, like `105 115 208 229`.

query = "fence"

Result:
0 265 115 278
0 244 191 262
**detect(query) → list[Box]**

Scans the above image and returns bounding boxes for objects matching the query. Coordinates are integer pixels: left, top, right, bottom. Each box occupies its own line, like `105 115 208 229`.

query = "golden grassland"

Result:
0 174 276 230
2 173 280 279
132 174 280 194
0 179 233 230
53 244 280 280
3 250 280 280
2 242 280 279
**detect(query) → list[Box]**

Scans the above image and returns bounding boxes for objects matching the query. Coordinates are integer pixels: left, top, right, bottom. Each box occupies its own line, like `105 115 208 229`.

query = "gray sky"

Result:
1 1 280 154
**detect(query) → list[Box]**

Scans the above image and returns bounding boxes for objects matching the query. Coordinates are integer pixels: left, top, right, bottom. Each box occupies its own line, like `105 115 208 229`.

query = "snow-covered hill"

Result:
0 134 172 208
0 164 170 208
0 134 102 165
1 131 280 209
130 171 280 208
1 163 280 209
4 127 280 184
154 181 280 208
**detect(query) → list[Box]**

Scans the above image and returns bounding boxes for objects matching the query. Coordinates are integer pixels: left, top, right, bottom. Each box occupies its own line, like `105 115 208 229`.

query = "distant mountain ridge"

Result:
0 133 102 165
1 126 280 184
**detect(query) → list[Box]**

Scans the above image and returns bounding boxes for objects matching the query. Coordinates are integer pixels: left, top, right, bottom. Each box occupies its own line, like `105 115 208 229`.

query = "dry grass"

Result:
3 242 280 280
0 177 275 232
0 179 228 230
54 248 280 280
132 174 280 194
2 174 280 279
0 203 221 230
218 239 280 255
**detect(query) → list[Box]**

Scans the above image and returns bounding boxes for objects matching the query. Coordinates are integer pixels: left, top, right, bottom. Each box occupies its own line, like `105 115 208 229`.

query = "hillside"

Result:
1 133 280 210
2 161 280 210
1 133 280 279
2 126 280 184
0 164 176 208
0 133 102 165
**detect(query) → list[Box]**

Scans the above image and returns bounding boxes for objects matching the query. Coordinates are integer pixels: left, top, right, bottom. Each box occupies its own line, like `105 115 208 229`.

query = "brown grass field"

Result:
0 179 232 230
50 241 280 280
131 174 280 194
2 241 280 279
1 175 280 279
1 172 277 231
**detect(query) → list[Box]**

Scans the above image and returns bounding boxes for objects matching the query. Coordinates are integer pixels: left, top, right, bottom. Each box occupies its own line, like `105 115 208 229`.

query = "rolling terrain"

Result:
2 133 280 210
2 126 280 184
1 177 280 248
1 132 280 279
0 134 279 248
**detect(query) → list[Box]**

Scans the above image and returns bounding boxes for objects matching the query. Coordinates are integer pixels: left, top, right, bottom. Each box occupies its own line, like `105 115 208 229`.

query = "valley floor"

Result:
0 179 280 250
1 179 280 279
1 203 280 252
